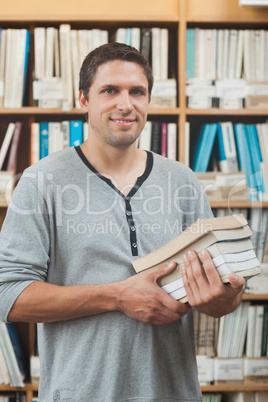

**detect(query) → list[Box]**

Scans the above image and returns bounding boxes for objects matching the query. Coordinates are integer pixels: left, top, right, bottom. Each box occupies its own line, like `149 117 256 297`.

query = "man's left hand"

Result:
181 249 245 317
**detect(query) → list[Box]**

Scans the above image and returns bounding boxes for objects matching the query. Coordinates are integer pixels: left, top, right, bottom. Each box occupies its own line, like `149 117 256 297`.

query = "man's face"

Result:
81 60 149 149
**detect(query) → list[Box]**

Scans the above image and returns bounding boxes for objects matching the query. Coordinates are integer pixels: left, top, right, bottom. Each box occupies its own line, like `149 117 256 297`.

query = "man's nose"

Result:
116 91 134 113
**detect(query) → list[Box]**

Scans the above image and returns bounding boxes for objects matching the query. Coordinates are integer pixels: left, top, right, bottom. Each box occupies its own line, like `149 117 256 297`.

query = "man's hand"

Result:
116 263 191 326
181 249 245 318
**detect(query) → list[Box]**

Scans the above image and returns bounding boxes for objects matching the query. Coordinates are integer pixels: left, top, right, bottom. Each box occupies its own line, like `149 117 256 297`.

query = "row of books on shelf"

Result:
0 25 175 110
137 120 177 160
194 301 268 359
186 28 268 82
0 395 27 402
186 28 268 109
188 120 268 202
197 354 268 385
186 78 268 110
0 322 26 387
202 393 268 402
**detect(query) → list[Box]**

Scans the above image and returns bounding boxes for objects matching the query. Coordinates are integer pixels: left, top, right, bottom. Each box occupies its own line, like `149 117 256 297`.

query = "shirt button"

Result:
132 243 137 248
126 211 131 216
130 226 136 231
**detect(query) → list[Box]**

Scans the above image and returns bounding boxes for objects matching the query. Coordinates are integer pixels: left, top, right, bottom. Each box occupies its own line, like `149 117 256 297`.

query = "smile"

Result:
110 118 136 125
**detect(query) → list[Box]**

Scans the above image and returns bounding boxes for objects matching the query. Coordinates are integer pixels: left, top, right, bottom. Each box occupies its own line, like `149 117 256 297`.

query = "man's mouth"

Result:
110 118 136 126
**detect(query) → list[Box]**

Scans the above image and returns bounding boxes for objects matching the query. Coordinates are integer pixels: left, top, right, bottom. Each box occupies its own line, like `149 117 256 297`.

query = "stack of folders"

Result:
132 214 261 303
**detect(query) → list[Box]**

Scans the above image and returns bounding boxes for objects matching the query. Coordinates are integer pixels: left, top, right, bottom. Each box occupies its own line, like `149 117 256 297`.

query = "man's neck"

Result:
80 140 147 196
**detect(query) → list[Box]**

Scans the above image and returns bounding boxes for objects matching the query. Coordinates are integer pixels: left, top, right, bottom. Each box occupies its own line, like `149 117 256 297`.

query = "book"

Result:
39 122 49 159
70 121 83 147
161 122 167 157
234 124 258 201
193 123 218 172
138 120 152 151
150 121 161 154
132 214 261 303
186 29 195 79
167 123 177 161
216 122 239 173
0 122 15 170
0 322 25 387
6 121 22 171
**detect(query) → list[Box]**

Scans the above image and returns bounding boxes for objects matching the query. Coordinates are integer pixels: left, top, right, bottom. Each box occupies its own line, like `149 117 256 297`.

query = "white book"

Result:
138 120 152 151
100 30 109 46
253 304 264 357
4 29 16 108
61 120 70 148
228 30 238 79
48 122 63 154
0 343 9 385
30 122 40 165
213 249 256 267
265 31 268 81
78 30 89 67
246 305 257 357
222 29 229 80
91 29 103 49
15 29 28 108
167 122 177 161
45 27 55 78
184 121 190 167
70 30 80 109
131 27 141 51
204 30 213 79
254 30 261 81
257 123 268 200
160 28 169 80
210 29 217 81
151 27 161 80
259 30 266 81
216 29 224 80
115 28 126 44
243 30 251 81
83 122 88 142
59 24 74 110
0 122 15 170
87 30 93 53
256 209 268 262
0 29 6 108
34 27 45 80
219 121 239 172
235 30 244 79
196 28 205 79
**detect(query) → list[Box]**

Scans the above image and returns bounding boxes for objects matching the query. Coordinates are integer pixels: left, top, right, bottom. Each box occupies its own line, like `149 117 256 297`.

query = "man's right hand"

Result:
116 262 191 326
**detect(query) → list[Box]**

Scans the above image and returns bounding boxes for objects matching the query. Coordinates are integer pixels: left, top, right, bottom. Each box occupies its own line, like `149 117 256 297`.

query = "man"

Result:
0 42 244 401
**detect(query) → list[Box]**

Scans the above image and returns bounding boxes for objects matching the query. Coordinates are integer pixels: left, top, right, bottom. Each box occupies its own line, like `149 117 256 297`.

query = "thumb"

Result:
154 262 177 280
228 273 245 291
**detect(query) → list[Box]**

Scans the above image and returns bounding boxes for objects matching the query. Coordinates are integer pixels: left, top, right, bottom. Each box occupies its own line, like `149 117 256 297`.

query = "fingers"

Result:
228 272 245 290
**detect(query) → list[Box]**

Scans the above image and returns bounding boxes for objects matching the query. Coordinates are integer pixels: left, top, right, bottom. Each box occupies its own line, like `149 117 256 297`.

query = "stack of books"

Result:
132 214 261 303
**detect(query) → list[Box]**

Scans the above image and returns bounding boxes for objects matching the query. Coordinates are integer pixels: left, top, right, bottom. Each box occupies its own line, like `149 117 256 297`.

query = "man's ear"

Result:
79 90 88 112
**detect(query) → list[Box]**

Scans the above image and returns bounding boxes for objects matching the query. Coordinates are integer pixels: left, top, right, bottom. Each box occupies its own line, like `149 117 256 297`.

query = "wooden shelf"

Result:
186 108 268 116
243 294 268 301
0 107 180 116
201 384 268 392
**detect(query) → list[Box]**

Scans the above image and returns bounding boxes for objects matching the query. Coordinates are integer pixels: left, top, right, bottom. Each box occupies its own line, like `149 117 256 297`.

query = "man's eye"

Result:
131 90 142 95
104 89 114 94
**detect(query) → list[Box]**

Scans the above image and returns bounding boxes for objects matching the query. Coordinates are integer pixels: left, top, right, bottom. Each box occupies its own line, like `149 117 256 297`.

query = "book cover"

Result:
193 123 218 172
167 122 177 161
161 122 167 157
0 122 15 170
234 124 258 201
70 121 83 147
6 121 22 171
40 122 49 159
150 121 161 155
186 29 195 79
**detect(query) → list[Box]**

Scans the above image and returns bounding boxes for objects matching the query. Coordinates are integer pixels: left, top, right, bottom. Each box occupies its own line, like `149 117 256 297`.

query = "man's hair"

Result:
79 42 154 101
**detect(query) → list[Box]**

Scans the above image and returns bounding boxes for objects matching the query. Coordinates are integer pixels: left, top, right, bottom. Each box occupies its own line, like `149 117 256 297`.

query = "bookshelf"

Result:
0 1 267 401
